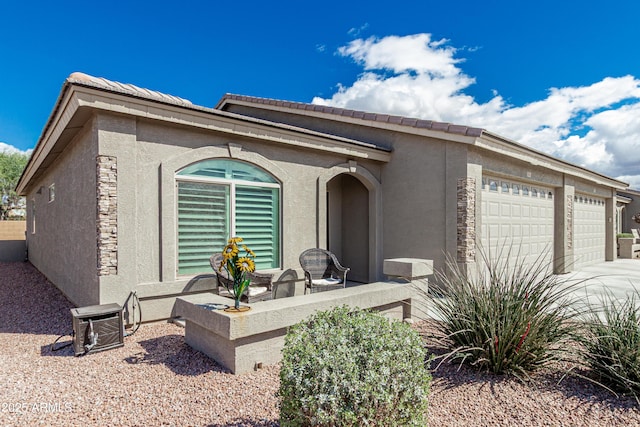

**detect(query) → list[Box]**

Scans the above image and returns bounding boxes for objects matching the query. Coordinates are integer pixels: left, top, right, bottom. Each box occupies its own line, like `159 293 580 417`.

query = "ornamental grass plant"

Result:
578 288 640 402
424 243 584 378
278 306 432 427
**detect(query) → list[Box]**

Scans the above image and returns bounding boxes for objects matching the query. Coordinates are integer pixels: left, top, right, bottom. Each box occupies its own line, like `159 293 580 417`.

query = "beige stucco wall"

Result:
222 105 485 275
25 119 99 307
223 105 465 274
90 113 384 320
381 134 452 270
622 192 640 232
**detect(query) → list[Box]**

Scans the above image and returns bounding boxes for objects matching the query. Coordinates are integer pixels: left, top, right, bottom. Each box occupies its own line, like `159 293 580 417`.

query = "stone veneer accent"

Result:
457 177 476 263
97 156 117 275
566 195 573 250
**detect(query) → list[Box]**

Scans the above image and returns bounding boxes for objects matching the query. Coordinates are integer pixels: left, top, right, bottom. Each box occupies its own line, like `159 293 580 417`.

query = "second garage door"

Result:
573 195 606 270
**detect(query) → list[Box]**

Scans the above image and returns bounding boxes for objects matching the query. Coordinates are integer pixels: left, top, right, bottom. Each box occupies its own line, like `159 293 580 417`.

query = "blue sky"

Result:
2 0 640 187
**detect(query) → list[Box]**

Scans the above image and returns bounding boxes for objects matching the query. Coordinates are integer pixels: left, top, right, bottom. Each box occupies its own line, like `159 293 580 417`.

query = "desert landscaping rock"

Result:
1 262 639 426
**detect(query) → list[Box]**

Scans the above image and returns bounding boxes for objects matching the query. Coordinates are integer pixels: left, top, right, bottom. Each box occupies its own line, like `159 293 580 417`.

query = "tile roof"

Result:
60 73 389 154
67 72 194 107
218 94 485 138
66 74 483 139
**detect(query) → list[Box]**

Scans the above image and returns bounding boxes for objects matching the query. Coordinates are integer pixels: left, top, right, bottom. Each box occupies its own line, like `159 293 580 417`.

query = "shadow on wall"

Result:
0 220 26 262
0 240 26 262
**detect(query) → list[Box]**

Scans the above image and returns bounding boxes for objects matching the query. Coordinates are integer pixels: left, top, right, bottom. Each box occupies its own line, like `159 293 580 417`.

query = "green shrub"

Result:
578 289 640 400
424 244 582 377
278 306 431 426
617 233 634 239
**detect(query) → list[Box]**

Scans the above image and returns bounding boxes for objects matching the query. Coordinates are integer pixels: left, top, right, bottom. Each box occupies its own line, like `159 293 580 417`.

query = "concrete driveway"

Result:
562 258 640 307
414 258 640 322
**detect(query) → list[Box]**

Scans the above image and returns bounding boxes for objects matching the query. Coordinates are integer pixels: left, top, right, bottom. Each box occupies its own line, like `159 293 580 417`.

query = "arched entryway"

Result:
317 162 382 283
326 174 370 283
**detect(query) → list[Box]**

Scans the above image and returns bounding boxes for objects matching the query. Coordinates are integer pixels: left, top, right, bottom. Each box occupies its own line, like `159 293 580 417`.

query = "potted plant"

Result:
216 237 256 311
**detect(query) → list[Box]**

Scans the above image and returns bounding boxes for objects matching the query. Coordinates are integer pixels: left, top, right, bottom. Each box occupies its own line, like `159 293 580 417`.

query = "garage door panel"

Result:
512 224 521 237
531 206 539 218
488 201 500 217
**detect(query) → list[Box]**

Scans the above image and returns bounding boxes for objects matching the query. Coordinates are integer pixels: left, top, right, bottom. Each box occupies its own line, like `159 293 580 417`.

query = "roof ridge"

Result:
218 93 485 138
67 72 193 107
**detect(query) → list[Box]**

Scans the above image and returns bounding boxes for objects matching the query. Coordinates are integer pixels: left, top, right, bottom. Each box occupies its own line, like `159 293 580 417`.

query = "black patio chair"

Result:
299 248 350 294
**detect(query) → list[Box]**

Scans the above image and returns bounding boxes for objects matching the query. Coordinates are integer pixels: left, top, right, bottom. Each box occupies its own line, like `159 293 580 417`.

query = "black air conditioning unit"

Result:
70 303 124 356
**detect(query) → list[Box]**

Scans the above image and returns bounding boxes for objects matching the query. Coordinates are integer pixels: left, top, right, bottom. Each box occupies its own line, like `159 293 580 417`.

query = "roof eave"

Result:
478 130 629 189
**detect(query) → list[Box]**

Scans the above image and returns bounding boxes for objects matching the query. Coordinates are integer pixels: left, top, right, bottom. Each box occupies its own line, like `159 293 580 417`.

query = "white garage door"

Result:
481 176 555 270
573 195 605 270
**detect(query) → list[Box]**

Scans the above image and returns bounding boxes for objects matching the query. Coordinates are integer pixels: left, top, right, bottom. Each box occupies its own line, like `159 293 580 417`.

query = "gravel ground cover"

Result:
1 261 639 426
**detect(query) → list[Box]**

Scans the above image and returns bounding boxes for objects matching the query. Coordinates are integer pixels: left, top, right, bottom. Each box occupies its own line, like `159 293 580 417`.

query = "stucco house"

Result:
617 188 640 234
16 72 629 321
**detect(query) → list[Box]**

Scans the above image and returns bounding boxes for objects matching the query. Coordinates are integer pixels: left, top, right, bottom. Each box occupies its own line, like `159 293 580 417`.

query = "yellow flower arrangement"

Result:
218 237 256 309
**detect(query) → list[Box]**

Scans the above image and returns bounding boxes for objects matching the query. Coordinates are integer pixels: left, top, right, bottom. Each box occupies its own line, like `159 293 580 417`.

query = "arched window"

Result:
176 159 280 275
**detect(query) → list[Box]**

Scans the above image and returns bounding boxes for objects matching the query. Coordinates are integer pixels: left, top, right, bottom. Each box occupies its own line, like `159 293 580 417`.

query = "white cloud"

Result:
337 34 462 77
313 34 640 188
0 142 31 156
617 175 640 189
347 23 369 38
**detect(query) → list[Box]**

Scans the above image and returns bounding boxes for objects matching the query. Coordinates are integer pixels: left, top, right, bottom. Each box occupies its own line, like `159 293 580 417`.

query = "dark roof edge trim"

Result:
216 94 484 138
481 130 629 188
218 94 629 189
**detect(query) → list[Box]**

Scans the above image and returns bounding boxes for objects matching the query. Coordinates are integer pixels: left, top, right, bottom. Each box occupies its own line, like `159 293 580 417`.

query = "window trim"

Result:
482 175 555 199
159 146 292 284
31 199 36 234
